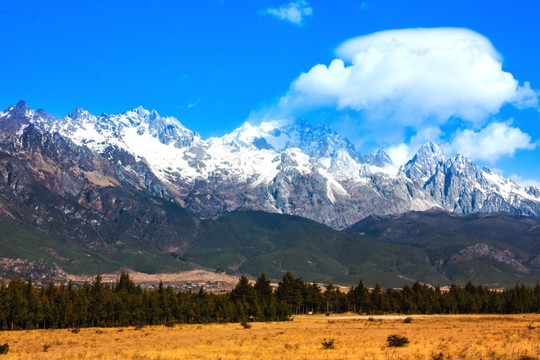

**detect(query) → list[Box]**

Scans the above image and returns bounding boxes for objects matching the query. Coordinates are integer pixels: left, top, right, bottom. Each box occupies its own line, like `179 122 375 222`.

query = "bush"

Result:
321 338 335 349
71 328 80 334
0 343 8 354
403 317 413 323
240 320 252 329
43 344 51 352
387 334 409 347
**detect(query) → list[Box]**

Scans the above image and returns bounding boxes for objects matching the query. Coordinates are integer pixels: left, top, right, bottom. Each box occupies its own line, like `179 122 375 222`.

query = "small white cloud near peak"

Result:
263 0 313 26
445 120 536 163
509 174 540 188
187 100 200 110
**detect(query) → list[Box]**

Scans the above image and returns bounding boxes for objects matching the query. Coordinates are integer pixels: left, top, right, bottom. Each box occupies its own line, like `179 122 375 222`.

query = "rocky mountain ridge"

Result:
1 101 539 230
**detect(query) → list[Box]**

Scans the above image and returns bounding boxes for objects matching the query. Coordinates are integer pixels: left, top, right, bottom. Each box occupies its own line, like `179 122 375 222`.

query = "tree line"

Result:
0 271 539 330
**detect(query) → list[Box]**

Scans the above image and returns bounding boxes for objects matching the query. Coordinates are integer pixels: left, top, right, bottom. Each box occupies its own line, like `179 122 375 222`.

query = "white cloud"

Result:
444 121 536 162
384 121 536 166
279 28 537 127
187 100 200 109
509 174 540 188
385 126 442 166
263 1 313 26
386 143 414 167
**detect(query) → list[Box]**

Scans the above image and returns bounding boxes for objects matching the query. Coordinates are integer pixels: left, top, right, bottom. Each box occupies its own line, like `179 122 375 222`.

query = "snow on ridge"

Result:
481 168 537 202
4 102 539 222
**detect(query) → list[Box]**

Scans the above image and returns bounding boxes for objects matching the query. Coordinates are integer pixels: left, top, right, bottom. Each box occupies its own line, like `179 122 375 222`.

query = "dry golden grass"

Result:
0 314 539 359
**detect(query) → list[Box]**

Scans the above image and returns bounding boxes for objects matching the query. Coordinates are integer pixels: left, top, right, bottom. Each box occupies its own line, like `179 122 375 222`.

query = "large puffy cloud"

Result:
273 27 539 166
279 28 537 127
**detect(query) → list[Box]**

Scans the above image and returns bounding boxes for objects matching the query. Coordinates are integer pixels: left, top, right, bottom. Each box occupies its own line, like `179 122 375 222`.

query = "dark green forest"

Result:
0 272 539 330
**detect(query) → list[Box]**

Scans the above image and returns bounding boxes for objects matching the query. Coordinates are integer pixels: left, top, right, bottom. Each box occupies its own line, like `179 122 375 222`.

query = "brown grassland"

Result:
0 314 538 359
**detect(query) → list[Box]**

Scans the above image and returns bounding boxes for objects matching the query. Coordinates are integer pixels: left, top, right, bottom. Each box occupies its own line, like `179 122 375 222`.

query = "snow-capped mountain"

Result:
400 142 540 216
1 101 539 229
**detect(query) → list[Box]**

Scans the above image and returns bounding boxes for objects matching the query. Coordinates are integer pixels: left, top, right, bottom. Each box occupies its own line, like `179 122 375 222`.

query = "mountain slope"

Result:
0 102 198 274
0 102 539 287
346 209 540 285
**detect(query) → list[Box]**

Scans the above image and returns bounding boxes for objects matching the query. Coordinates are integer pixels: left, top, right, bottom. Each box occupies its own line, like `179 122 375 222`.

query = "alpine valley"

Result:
0 101 539 287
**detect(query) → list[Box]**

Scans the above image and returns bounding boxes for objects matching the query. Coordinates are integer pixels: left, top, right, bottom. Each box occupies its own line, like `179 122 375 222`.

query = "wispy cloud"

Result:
360 1 375 10
262 0 313 26
187 100 200 109
510 174 540 188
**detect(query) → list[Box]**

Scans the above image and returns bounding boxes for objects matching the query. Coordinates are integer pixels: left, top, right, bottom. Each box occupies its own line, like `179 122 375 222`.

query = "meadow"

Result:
0 314 538 359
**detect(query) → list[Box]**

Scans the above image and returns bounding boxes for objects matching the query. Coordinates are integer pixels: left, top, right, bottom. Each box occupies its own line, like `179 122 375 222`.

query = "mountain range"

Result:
0 101 539 286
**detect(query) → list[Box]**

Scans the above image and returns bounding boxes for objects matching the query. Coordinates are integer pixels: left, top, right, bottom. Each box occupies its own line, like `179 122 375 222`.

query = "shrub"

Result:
71 328 80 334
321 338 335 349
240 320 252 329
368 317 375 322
0 343 8 354
387 334 409 347
43 344 51 352
403 317 413 323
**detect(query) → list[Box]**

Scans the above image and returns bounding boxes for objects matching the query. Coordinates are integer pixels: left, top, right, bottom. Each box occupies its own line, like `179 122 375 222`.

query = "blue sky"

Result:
1 0 539 185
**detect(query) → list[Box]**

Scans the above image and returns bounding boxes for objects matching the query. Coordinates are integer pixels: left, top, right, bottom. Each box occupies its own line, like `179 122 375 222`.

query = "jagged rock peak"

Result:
3 100 32 117
68 107 93 120
416 141 445 159
0 101 37 132
361 149 393 167
525 186 540 198
6 100 30 112
224 118 359 160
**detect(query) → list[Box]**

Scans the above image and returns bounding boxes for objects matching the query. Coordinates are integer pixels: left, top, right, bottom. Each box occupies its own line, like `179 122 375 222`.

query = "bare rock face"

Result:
448 243 530 274
0 258 67 281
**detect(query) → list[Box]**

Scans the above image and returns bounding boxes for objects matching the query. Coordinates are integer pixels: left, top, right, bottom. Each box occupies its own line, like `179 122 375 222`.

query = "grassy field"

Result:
0 314 538 359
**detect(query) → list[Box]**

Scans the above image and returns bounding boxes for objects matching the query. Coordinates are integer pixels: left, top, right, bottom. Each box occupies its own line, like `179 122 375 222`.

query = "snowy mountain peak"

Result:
4 100 33 119
224 118 359 161
68 108 94 121
360 149 394 167
0 100 40 132
525 186 540 198
417 141 445 160
400 142 446 182
7 100 30 113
